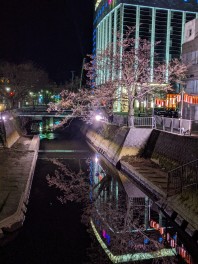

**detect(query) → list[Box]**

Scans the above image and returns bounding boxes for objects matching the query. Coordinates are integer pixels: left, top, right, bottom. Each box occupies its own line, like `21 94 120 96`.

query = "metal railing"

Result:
134 117 155 128
112 115 155 128
167 159 198 197
155 116 193 135
112 114 198 135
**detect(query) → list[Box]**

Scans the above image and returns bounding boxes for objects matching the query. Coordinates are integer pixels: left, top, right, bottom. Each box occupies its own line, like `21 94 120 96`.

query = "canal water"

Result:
0 124 195 264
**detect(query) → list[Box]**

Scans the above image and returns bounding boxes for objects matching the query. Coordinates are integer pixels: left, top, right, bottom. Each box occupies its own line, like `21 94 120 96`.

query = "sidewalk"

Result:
120 157 198 239
0 136 39 239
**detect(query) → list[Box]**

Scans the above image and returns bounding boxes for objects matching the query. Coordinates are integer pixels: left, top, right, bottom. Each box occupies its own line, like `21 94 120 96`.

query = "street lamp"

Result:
5 87 10 92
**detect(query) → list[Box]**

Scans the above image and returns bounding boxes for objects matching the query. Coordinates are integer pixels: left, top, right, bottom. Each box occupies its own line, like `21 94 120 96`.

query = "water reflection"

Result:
90 156 176 263
30 118 61 135
89 155 192 264
30 119 60 140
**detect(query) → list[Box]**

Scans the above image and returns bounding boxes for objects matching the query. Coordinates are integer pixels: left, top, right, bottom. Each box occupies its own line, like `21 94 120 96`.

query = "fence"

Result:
112 115 155 128
155 116 193 135
134 117 154 128
113 114 198 135
167 159 198 197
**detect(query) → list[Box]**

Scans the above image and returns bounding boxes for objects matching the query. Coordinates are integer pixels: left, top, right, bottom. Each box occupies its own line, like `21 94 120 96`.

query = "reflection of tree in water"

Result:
46 158 177 264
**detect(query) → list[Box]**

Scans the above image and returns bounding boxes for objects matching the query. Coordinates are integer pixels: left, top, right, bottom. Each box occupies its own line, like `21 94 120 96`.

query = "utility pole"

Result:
70 71 75 91
80 58 86 90
180 86 184 120
179 86 185 134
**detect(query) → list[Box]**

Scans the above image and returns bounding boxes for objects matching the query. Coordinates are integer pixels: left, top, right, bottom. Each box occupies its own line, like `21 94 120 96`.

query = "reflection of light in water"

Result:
54 120 61 125
46 133 56 139
39 133 56 140
90 220 176 263
39 134 46 139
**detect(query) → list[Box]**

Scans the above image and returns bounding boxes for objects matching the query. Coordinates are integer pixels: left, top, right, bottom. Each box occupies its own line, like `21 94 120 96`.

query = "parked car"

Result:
154 108 167 116
166 109 179 118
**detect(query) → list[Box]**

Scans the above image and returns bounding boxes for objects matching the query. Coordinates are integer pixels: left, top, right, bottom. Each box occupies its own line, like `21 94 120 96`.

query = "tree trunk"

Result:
128 98 135 127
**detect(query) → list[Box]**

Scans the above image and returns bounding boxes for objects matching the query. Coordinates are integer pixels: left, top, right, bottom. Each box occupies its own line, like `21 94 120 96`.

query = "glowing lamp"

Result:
95 114 102 121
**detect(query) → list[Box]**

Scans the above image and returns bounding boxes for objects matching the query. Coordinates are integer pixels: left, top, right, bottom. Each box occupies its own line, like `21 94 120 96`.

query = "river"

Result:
0 123 195 264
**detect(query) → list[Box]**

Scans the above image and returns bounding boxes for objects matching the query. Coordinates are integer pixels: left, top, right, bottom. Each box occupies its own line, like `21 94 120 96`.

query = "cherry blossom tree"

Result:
84 27 188 126
48 81 117 126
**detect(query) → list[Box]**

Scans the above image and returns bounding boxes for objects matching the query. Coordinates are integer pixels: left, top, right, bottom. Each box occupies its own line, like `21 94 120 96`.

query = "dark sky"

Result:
0 0 94 84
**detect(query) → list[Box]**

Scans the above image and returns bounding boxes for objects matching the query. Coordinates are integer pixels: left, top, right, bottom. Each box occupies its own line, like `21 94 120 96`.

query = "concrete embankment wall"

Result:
143 130 198 168
3 111 22 148
82 123 152 165
82 123 198 168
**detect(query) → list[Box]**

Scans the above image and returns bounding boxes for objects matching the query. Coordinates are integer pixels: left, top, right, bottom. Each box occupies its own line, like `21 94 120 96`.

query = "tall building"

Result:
182 18 198 119
93 0 198 112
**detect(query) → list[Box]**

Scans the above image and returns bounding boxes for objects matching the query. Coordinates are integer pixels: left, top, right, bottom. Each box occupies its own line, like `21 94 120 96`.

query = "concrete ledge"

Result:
120 160 166 198
0 136 40 238
0 191 26 233
28 135 40 151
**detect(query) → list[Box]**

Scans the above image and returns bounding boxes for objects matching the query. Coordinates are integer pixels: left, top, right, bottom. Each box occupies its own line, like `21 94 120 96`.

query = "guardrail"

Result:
167 159 198 197
112 114 198 135
112 115 155 128
134 117 155 128
155 116 193 135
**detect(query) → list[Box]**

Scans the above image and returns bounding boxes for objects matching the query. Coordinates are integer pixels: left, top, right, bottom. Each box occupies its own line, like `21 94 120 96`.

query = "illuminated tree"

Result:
84 27 188 126
0 62 49 108
48 82 117 126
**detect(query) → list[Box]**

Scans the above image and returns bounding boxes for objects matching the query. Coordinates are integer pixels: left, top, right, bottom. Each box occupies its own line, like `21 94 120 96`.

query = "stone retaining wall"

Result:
143 130 198 168
3 111 20 148
83 123 198 168
82 123 152 165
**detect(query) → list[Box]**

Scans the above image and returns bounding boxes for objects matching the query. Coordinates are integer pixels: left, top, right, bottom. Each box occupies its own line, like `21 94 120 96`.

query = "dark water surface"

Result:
0 132 93 264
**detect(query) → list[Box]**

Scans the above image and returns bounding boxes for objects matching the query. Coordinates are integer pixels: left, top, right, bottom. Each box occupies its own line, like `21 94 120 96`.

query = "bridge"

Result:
16 107 72 118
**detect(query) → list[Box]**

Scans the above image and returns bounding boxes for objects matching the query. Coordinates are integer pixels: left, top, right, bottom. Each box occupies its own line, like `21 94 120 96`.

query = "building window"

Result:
189 28 192 37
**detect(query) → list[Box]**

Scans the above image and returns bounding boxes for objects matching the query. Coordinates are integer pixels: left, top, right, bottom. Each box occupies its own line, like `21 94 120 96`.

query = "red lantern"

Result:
160 227 164 235
170 239 175 247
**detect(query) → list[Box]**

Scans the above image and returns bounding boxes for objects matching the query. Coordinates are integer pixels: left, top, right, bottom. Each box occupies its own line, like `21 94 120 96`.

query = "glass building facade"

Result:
94 1 198 59
93 1 198 111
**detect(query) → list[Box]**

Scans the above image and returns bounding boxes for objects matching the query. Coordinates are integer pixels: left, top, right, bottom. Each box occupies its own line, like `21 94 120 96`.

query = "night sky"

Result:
0 0 94 84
